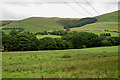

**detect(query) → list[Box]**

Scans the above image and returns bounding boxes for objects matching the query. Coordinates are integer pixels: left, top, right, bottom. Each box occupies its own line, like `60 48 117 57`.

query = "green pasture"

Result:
71 22 118 31
2 46 118 78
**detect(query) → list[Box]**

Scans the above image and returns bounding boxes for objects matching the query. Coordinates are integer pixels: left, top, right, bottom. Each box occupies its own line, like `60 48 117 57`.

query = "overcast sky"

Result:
0 0 119 20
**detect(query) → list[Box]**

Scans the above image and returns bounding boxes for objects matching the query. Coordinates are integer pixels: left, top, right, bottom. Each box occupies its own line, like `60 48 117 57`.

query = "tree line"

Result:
58 18 97 29
2 30 120 51
2 28 24 32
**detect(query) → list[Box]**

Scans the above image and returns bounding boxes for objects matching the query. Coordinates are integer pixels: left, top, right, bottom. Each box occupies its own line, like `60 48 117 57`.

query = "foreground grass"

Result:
2 46 118 78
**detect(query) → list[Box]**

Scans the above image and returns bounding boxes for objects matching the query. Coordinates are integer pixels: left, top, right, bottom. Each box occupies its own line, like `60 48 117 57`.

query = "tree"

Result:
2 33 39 51
62 32 102 49
38 37 73 50
9 30 19 35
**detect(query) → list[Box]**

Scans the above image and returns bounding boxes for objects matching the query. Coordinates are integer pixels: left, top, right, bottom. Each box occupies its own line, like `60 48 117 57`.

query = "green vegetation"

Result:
96 11 118 22
71 22 118 31
2 30 13 35
2 31 120 51
2 32 39 51
58 17 97 29
1 11 119 78
36 35 61 39
2 17 78 33
2 11 118 37
2 46 118 78
79 31 118 37
0 20 13 26
49 30 68 36
70 11 118 37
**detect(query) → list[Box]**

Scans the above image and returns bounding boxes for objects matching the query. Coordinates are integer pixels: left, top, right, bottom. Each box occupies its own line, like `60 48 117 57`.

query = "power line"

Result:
64 2 84 16
85 0 113 32
85 0 99 14
73 0 93 16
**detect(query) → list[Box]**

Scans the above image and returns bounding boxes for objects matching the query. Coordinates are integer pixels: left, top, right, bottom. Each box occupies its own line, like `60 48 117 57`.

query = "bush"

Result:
101 39 112 46
35 31 48 35
62 32 102 49
38 37 73 50
63 18 97 28
100 33 111 37
9 30 19 35
49 30 67 36
2 33 39 51
101 37 120 46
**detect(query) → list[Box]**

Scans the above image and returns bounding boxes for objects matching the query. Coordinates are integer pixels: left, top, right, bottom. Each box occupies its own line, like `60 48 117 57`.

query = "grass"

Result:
2 46 118 78
2 11 118 36
96 11 118 22
2 17 78 33
0 20 14 26
70 11 118 37
36 35 61 39
2 30 12 35
72 30 118 37
71 22 118 31
71 22 118 37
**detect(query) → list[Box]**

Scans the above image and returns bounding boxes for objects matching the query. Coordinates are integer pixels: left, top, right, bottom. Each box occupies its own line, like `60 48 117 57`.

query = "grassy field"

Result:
2 46 118 78
36 35 61 39
71 22 118 37
71 22 118 31
71 11 118 36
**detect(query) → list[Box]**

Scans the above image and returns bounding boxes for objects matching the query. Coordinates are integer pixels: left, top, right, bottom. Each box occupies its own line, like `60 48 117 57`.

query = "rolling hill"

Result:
2 17 79 33
0 20 13 26
2 11 118 36
71 11 119 36
96 11 118 22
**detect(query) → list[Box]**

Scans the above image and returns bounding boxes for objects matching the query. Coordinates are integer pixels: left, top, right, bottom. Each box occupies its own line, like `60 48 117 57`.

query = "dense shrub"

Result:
2 31 120 51
49 30 67 36
62 32 102 49
101 40 112 46
2 28 24 32
2 33 39 51
35 31 48 35
38 37 73 50
9 30 19 35
63 18 97 29
100 33 111 37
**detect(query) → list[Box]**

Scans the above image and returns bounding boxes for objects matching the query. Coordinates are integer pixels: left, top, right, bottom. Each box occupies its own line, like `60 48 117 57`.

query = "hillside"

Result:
2 17 79 33
71 11 119 36
2 11 118 35
0 20 13 26
96 11 118 22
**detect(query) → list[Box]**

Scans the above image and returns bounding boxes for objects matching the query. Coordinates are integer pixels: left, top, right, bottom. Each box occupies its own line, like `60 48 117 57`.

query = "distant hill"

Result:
96 11 118 22
2 17 79 33
0 20 14 26
71 11 119 37
2 11 118 34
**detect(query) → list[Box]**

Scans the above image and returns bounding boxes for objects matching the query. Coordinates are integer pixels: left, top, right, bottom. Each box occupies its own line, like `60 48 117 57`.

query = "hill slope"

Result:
71 11 119 36
2 11 118 34
0 20 13 26
96 11 118 22
2 17 79 33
